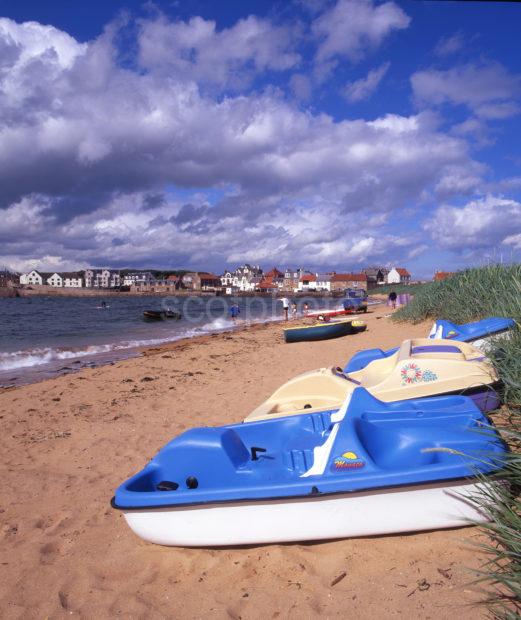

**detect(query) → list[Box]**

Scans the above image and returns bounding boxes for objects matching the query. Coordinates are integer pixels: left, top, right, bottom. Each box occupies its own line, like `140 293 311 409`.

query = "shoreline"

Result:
1 299 384 390
0 314 290 390
0 303 491 618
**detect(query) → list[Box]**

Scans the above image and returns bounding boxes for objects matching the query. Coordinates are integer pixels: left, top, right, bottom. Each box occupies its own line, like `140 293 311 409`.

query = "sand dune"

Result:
0 306 489 618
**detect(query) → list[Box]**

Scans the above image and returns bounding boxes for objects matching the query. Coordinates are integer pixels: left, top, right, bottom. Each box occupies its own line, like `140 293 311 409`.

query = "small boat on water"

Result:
245 338 499 422
112 387 506 547
344 316 515 373
143 309 182 321
284 319 358 343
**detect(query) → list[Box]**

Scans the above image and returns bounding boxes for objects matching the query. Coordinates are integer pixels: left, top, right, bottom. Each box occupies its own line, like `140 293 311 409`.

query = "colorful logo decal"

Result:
421 369 438 382
401 363 438 385
446 330 458 339
331 451 365 471
401 362 422 384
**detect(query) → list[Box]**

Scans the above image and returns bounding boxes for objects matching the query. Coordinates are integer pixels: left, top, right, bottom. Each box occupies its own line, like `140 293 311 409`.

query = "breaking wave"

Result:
0 315 277 373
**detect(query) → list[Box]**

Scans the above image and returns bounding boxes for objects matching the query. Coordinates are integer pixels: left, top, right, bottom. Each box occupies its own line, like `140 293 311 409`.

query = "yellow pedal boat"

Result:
244 338 499 422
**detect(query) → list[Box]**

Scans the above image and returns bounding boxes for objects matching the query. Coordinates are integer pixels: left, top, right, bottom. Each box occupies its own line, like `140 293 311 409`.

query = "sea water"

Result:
0 294 334 386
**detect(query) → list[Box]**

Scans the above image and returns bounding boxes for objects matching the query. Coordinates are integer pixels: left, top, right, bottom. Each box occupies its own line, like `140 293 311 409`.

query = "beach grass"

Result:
394 264 521 617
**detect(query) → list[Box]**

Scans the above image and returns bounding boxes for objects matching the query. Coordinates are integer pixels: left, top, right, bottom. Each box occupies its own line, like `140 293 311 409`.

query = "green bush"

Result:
394 264 521 617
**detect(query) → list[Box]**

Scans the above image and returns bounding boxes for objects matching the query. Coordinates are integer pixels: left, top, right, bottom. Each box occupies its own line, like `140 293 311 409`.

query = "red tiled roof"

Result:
299 274 317 282
433 271 454 281
198 272 221 280
396 268 410 277
167 275 180 281
330 273 367 282
257 277 277 289
265 267 283 278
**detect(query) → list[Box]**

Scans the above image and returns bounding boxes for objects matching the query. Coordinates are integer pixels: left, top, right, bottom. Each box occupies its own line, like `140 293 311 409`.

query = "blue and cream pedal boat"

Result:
428 317 515 350
344 317 515 374
246 338 500 423
112 388 506 547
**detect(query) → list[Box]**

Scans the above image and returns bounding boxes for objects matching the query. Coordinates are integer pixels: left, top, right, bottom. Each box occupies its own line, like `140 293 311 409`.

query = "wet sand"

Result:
0 305 490 618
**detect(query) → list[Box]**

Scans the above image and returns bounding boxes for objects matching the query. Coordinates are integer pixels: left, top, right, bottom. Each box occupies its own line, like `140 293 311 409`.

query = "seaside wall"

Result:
13 286 347 298
0 288 18 297
15 286 216 297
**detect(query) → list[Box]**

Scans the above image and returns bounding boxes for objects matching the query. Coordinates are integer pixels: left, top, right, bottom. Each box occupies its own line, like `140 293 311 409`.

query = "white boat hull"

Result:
121 480 492 547
469 332 511 352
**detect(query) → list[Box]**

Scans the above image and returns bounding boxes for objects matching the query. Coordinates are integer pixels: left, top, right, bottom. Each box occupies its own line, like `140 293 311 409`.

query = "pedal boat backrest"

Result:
246 367 352 421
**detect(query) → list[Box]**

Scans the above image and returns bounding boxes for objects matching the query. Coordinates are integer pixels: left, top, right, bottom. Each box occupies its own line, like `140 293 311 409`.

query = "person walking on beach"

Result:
303 302 309 315
229 303 240 322
281 297 290 321
388 291 397 310
292 302 298 318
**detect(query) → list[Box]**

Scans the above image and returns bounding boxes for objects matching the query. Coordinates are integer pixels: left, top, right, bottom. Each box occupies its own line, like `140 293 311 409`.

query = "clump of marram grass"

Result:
471 440 521 618
394 264 521 325
393 263 521 616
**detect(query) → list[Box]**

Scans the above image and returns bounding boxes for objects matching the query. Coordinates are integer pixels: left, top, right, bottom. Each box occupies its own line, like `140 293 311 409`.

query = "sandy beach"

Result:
0 305 490 619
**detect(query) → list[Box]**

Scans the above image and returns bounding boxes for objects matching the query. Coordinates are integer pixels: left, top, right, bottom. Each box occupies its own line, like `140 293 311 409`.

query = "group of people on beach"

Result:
228 298 310 322
281 297 308 321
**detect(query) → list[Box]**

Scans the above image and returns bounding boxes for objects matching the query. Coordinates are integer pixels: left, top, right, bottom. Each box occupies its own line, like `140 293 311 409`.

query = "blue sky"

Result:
1 0 520 279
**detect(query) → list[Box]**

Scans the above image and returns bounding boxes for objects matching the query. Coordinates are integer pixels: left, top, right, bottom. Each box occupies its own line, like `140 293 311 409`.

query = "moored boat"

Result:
143 309 182 321
284 319 355 343
245 338 499 422
344 316 515 373
112 387 506 547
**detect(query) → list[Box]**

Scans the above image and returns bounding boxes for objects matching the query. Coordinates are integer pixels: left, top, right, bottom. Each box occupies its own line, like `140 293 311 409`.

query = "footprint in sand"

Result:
39 541 61 565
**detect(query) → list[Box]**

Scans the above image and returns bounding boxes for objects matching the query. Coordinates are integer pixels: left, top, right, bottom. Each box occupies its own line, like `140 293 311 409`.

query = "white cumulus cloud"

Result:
313 0 410 65
411 61 521 119
424 195 521 251
343 61 390 102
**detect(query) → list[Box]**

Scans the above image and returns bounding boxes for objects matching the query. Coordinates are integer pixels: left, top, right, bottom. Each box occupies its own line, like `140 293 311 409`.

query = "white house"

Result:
85 269 121 288
63 272 83 287
47 273 63 287
298 273 317 291
123 272 155 286
221 270 233 287
387 267 411 285
315 273 332 292
20 270 43 285
221 265 263 292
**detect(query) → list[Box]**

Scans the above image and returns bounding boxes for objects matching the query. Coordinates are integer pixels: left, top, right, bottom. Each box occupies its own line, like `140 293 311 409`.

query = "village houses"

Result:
123 272 156 287
19 269 122 288
19 270 84 287
330 273 368 291
297 272 317 292
84 269 121 288
182 272 222 292
362 267 389 289
221 264 263 293
283 268 304 292
386 267 411 285
16 263 413 293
